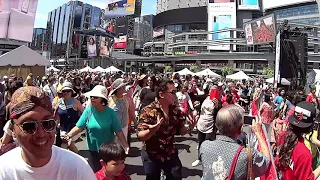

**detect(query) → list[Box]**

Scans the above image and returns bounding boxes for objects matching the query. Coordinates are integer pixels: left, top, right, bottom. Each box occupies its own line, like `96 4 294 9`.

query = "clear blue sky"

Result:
34 0 157 28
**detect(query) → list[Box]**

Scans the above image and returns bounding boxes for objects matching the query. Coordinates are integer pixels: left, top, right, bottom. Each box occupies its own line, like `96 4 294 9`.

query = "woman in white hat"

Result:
55 82 83 153
65 85 129 172
108 78 135 141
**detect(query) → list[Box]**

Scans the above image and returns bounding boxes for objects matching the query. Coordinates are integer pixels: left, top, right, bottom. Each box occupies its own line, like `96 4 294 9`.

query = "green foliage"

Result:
165 66 172 72
190 65 201 73
263 68 274 78
221 66 233 76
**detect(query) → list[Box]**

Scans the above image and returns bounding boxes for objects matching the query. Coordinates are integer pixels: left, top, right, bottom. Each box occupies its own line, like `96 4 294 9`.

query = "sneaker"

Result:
192 159 201 167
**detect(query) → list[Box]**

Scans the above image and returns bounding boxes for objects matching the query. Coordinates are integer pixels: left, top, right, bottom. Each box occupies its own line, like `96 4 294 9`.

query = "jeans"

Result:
141 149 182 180
197 130 215 159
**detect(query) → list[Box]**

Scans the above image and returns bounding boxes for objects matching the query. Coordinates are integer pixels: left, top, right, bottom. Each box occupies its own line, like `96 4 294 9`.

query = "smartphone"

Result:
244 115 255 125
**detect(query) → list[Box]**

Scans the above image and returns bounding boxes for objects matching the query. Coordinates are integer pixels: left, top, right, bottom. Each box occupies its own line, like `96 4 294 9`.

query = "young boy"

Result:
95 142 131 180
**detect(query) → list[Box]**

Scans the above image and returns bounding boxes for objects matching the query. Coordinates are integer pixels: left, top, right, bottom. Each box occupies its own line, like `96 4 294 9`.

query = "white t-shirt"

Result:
43 84 57 102
0 146 96 180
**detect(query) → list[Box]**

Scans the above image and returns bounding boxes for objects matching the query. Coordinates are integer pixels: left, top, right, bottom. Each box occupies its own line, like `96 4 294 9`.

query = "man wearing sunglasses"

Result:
0 86 96 180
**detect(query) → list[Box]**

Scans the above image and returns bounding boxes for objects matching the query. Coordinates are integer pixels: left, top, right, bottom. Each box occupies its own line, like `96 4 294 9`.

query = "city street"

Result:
75 132 202 180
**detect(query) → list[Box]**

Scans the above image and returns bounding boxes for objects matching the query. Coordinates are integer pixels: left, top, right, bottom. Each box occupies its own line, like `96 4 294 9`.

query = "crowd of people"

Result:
0 70 320 180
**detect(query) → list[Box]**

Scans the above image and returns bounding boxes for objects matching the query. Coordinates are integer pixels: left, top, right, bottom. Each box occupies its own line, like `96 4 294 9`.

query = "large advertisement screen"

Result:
207 1 237 50
244 14 276 45
263 0 315 10
100 37 113 57
113 35 127 49
87 36 97 57
103 0 136 20
0 0 39 42
238 0 260 10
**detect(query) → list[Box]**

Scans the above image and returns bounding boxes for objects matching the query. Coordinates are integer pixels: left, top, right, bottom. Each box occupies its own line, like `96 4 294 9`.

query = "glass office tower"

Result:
47 1 102 59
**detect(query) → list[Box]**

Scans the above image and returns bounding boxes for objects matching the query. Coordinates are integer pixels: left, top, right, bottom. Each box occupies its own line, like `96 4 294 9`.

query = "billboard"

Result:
238 0 260 10
207 1 237 50
87 36 97 57
100 37 112 57
263 0 315 10
0 0 39 42
244 14 276 45
103 0 136 20
113 35 127 49
153 27 164 38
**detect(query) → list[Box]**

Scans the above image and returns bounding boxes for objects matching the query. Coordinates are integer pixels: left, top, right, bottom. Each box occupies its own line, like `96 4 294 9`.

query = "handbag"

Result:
227 146 253 180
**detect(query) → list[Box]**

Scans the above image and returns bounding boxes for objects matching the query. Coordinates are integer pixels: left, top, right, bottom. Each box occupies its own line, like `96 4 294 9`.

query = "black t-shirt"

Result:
139 88 156 109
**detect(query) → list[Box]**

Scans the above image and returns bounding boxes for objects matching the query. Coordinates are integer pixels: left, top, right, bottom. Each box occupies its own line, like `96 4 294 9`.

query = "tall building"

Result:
47 1 103 59
264 0 320 25
30 28 49 51
30 28 51 59
134 15 154 49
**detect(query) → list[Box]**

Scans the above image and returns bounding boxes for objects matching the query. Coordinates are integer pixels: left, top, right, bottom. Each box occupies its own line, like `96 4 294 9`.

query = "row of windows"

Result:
167 23 207 32
289 17 320 25
274 4 319 19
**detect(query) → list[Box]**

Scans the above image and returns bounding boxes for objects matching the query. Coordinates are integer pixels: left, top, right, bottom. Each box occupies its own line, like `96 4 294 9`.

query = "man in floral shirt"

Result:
137 80 197 180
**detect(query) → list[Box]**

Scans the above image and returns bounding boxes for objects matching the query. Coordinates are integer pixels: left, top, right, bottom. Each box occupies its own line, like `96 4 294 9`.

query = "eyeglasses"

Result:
13 119 57 135
62 90 71 93
90 96 99 99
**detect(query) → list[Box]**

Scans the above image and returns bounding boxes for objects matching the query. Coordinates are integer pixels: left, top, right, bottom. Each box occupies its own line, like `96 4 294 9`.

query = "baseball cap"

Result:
288 101 316 128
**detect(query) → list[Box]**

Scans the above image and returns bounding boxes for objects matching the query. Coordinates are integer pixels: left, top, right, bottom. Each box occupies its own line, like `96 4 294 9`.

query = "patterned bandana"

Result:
9 86 53 119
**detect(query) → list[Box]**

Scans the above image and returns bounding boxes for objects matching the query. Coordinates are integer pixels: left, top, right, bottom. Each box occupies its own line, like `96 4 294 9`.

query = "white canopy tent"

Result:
46 66 60 72
174 68 194 76
226 71 251 80
266 78 291 85
0 45 49 77
105 66 122 73
79 66 93 73
93 66 105 72
195 68 221 78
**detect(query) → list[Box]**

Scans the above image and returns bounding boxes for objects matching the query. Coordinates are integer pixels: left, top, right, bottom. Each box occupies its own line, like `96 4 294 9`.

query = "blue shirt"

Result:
76 106 122 152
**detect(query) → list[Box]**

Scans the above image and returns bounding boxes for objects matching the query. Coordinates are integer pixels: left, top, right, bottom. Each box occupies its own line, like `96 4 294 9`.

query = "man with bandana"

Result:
0 86 96 180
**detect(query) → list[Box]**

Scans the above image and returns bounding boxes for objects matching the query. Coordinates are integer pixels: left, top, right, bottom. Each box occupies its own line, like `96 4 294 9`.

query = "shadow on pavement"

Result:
126 164 145 176
127 146 141 158
182 166 203 179
78 150 102 173
176 144 191 153
174 136 198 143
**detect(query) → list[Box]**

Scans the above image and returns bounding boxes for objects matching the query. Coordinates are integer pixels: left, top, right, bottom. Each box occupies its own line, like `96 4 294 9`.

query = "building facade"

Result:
137 0 320 73
264 0 320 25
29 28 51 59
47 1 103 60
134 14 154 49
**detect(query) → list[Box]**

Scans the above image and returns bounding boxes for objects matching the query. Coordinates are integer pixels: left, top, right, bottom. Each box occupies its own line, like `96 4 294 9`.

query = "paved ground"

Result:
75 132 202 180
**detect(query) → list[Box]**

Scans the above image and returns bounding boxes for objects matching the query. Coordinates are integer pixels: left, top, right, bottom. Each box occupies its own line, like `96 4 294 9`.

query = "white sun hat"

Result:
84 85 109 100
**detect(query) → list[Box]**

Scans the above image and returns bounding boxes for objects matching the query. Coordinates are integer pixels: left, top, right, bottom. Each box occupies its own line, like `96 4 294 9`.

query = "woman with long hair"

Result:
259 94 274 138
276 101 320 179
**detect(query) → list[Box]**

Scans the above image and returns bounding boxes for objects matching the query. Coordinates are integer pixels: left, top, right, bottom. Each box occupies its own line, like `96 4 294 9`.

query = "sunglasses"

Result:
14 119 56 135
62 90 71 93
90 96 99 99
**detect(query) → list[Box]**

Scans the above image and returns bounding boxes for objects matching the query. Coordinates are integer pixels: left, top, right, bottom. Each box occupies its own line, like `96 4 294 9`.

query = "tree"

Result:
222 66 233 76
165 66 172 72
190 65 201 73
263 68 274 78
